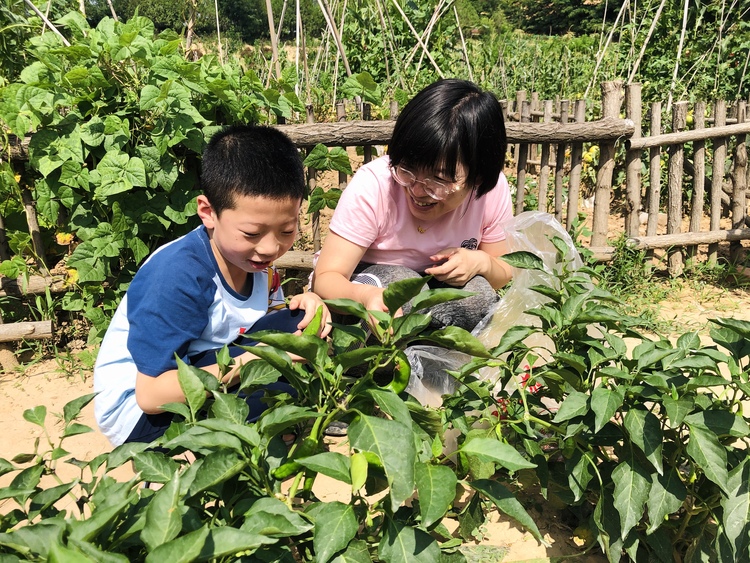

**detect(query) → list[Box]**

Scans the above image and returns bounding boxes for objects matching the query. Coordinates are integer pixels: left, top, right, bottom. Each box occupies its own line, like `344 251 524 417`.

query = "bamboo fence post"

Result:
554 100 569 223
537 100 553 213
513 90 526 166
362 103 372 165
305 105 322 253
336 102 348 189
646 102 662 236
21 186 47 272
390 100 399 121
730 102 747 263
709 100 727 264
590 81 623 248
514 101 531 216
566 100 586 231
687 101 706 265
530 92 540 165
666 101 688 276
625 83 642 237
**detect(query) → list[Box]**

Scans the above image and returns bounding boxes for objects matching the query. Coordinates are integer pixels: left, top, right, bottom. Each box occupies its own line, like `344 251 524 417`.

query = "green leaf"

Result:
141 471 182 551
308 502 359 563
410 288 475 312
500 251 545 271
23 405 47 427
62 393 96 425
470 479 544 543
242 497 313 537
331 539 371 563
491 325 535 355
63 422 94 438
552 391 589 423
176 359 207 418
210 392 250 424
349 415 416 512
566 450 595 503
239 360 282 389
303 144 353 174
426 326 492 358
258 405 319 438
198 527 277 559
722 459 750 559
624 408 663 475
297 452 351 484
646 468 687 535
133 451 179 483
662 397 694 428
684 410 750 438
366 388 411 426
186 451 246 498
378 519 441 563
49 542 97 563
249 331 329 366
382 276 429 315
591 386 625 433
195 419 260 447
612 454 651 541
686 423 729 495
459 438 536 471
144 526 208 563
307 186 342 213
415 463 457 528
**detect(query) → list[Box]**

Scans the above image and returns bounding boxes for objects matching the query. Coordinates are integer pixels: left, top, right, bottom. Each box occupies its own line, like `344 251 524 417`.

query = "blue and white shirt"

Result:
94 226 285 446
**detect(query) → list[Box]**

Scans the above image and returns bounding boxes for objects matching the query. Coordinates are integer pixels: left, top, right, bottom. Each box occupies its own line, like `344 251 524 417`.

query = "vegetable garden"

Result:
2 4 750 562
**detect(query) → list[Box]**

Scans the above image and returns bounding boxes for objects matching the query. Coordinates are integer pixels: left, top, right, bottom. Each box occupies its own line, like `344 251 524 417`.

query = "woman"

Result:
312 79 513 331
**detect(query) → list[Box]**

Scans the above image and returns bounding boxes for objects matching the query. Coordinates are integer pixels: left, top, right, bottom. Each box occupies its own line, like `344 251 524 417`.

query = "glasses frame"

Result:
389 165 463 201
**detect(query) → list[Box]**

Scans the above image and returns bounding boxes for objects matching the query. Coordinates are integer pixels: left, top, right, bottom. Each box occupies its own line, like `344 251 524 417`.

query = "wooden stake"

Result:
709 101 727 265
566 100 586 231
624 83 642 237
591 81 622 248
666 101 688 276
687 102 706 265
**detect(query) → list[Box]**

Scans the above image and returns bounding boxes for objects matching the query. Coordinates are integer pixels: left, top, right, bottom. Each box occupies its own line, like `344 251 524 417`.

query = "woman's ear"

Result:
196 195 216 229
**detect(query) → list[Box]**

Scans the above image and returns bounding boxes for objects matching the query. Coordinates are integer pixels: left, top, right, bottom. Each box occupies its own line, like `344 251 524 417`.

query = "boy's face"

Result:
197 193 301 278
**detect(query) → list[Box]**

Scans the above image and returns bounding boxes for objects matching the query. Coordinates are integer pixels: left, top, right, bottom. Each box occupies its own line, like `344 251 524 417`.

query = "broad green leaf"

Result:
144 526 208 563
624 408 663 475
491 325 535 355
195 419 260 447
686 423 729 495
141 471 182 551
66 539 130 563
250 331 329 366
349 415 416 512
176 359 207 418
258 405 319 438
566 450 595 503
324 298 369 319
366 388 411 426
459 438 536 471
470 479 544 543
239 359 282 388
410 288 474 312
612 455 651 541
426 326 492 358
382 276 429 315
722 459 750 559
340 72 382 105
308 502 359 563
133 451 179 483
242 497 313 537
331 539 371 563
303 144 353 174
198 527 278 560
298 452 351 484
377 519 441 563
23 405 47 427
662 397 694 428
646 468 687 535
69 496 133 542
49 542 97 563
62 422 93 438
350 452 368 492
415 463 457 528
186 451 246 498
106 442 150 470
209 392 250 424
500 251 545 271
636 348 677 372
9 465 44 504
307 186 342 213
591 386 625 433
28 482 76 517
684 410 750 438
552 391 589 423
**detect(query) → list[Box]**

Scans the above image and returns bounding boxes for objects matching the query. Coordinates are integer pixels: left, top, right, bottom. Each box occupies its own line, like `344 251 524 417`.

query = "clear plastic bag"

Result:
404 346 472 407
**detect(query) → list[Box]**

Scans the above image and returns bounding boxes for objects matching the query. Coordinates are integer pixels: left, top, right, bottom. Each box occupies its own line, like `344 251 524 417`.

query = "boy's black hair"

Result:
388 79 507 199
200 124 305 214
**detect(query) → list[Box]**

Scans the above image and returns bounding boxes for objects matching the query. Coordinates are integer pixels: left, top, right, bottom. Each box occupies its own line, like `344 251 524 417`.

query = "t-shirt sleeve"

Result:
481 173 514 243
328 166 383 249
126 255 214 377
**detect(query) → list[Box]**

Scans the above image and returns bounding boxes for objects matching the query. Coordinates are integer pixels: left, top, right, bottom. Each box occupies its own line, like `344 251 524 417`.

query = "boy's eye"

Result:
243 232 260 238
282 231 296 236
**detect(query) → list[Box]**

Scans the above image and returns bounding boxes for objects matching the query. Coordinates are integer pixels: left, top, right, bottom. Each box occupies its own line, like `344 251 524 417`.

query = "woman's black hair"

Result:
200 125 305 215
387 79 507 199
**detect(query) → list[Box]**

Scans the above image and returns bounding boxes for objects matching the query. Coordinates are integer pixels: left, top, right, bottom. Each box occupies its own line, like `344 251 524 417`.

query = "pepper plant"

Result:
2 248 750 561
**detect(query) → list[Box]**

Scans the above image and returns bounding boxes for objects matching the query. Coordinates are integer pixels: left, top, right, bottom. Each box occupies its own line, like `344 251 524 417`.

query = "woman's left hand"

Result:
288 292 333 338
425 247 491 286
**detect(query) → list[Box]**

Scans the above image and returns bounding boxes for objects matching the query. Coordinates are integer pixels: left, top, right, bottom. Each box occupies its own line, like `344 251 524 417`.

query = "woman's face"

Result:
397 162 473 222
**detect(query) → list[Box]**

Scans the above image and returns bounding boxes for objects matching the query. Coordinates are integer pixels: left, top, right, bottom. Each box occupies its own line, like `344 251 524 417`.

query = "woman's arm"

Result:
311 232 388 312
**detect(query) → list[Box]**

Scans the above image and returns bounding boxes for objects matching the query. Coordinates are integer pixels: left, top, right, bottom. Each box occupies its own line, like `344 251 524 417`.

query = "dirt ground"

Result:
3 278 750 562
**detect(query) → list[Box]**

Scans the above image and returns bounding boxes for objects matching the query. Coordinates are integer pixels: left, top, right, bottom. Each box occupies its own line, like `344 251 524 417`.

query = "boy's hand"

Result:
288 292 332 338
425 247 491 286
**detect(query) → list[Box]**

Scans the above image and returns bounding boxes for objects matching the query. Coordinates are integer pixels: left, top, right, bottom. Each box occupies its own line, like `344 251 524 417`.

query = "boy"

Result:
94 125 331 447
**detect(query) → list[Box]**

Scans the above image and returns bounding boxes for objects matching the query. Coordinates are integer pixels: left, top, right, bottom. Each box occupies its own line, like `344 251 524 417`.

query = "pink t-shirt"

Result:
329 156 513 272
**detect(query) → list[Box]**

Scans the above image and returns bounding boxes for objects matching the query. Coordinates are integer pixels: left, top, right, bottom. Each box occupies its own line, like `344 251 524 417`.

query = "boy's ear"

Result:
196 195 216 229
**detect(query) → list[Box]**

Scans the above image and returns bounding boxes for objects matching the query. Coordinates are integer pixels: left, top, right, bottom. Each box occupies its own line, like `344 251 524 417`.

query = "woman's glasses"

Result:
390 165 463 201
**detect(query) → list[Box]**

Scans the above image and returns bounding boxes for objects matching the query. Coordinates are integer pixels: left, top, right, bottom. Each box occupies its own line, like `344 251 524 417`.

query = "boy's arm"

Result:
135 350 259 414
311 232 388 313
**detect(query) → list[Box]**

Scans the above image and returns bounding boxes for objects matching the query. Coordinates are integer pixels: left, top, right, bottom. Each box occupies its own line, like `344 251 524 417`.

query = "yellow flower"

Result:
14 174 21 183
56 232 74 245
65 268 79 285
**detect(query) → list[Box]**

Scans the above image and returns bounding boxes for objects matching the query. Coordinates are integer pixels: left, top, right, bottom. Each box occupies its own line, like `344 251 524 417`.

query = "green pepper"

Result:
302 305 324 336
271 460 302 480
380 350 411 394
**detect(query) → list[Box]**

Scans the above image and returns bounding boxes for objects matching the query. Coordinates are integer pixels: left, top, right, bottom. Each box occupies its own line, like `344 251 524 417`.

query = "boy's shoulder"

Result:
133 227 215 287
